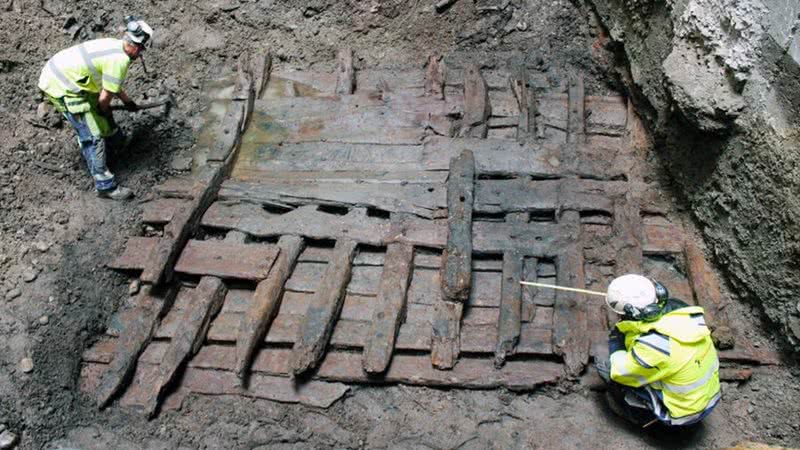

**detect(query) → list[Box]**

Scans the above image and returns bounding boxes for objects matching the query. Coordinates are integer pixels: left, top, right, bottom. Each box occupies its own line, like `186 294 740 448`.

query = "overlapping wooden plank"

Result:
425 54 445 99
442 149 475 302
335 48 355 95
552 210 589 376
460 64 490 138
144 277 227 417
291 239 358 375
122 341 565 389
153 177 194 198
174 239 279 281
95 284 177 407
235 141 425 174
567 74 585 144
495 248 523 368
475 178 615 215
235 235 305 380
108 237 159 271
612 198 644 327
218 179 443 219
285 263 381 297
420 137 562 178
362 242 415 373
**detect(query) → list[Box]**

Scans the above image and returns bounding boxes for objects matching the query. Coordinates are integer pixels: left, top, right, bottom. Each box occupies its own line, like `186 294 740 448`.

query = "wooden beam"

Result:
430 299 463 370
495 248 523 367
567 73 585 144
460 64 490 138
335 48 355 95
250 49 272 100
684 239 735 349
235 235 305 380
95 284 177 407
509 67 535 142
552 210 589 376
290 239 358 375
362 241 415 373
441 149 475 302
425 54 445 99
521 256 538 322
144 277 227 417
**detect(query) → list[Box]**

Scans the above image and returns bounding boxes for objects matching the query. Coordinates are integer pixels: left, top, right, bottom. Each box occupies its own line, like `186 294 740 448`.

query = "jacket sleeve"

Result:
609 340 670 388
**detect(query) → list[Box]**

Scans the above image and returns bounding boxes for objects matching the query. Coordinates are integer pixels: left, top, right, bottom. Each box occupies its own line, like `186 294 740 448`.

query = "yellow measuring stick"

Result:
519 281 607 297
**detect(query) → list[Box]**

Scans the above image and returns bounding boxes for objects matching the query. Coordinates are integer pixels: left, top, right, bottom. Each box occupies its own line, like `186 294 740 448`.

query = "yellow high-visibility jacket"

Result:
38 38 130 100
610 306 720 425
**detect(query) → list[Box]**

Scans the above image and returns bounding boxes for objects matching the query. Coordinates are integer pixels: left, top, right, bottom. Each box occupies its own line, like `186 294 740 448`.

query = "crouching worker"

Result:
596 274 720 427
37 16 153 200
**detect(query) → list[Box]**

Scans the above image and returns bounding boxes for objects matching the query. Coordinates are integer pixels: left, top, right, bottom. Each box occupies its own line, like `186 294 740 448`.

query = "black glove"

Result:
124 100 139 112
608 328 626 355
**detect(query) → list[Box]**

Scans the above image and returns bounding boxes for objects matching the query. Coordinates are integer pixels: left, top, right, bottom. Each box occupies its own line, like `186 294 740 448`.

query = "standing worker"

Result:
597 274 721 426
38 16 153 200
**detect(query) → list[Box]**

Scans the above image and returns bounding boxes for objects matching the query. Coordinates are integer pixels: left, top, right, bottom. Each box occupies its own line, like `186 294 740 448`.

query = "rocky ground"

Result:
0 0 798 449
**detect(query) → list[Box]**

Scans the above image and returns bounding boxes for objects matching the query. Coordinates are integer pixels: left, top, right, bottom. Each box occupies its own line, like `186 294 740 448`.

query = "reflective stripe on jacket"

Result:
609 306 720 424
38 38 130 98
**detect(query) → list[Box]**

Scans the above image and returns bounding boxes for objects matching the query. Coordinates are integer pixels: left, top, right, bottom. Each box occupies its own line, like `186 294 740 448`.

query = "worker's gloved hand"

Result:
608 328 626 354
124 100 139 112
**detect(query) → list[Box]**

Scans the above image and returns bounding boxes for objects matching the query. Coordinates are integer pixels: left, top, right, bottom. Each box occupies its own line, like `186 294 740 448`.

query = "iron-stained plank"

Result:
235 235 305 380
290 239 358 375
362 242 415 373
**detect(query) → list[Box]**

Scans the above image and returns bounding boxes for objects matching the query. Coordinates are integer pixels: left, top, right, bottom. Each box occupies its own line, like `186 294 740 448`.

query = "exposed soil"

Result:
0 0 798 449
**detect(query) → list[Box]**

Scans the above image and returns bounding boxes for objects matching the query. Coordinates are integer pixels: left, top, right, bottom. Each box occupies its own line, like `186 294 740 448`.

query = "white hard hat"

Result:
606 274 656 315
125 17 153 45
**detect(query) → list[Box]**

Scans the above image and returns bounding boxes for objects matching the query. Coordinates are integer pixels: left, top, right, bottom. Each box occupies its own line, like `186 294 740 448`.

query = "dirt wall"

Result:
573 0 800 352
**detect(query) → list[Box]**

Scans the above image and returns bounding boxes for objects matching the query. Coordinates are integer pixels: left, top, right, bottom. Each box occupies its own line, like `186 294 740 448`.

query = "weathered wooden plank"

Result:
153 177 194 198
142 198 190 225
420 137 561 178
684 239 735 348
442 149 475 302
430 299 463 370
291 239 358 375
552 210 589 376
144 277 226 417
174 239 279 281
643 220 685 255
460 64 490 138
108 237 159 271
235 235 305 380
285 263 381 297
585 95 627 136
95 284 177 407
495 248 523 368
362 242 415 373
235 141 425 174
567 74 585 144
218 178 443 219
425 54 445 99
335 48 355 95
128 343 565 389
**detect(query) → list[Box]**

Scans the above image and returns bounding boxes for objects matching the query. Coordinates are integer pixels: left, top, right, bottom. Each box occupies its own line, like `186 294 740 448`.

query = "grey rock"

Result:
5 289 21 301
170 155 193 172
21 267 37 283
128 279 141 296
34 241 50 253
0 430 18 449
38 315 49 325
19 357 33 373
